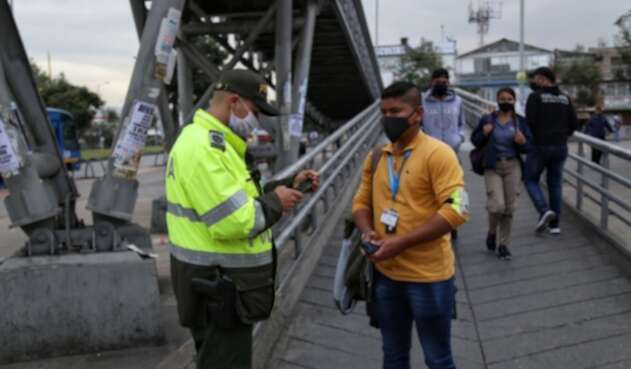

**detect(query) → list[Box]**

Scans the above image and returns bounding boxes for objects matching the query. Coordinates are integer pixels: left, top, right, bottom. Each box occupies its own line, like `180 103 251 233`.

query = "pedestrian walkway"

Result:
266 166 631 369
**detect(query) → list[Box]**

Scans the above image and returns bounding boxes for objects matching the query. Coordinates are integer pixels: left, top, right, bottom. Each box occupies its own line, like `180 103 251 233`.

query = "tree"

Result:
395 39 443 90
614 10 631 80
556 60 602 107
104 107 120 125
31 62 104 132
190 36 228 99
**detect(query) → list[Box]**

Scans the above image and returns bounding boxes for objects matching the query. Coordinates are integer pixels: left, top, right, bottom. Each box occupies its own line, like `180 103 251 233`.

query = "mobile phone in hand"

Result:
296 178 314 193
361 240 379 255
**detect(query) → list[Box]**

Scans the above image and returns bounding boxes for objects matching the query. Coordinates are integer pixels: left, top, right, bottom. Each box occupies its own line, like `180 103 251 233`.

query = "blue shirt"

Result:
584 114 612 139
492 118 517 159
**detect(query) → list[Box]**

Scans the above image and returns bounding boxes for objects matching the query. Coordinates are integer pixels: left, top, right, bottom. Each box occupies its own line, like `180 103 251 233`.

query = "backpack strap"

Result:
369 144 385 200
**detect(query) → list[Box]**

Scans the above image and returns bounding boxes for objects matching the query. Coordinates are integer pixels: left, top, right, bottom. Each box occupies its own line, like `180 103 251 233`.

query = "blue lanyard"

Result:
387 151 412 202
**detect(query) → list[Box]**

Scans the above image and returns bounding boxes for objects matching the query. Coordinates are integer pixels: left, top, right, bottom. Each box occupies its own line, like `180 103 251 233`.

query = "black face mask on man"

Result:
529 82 540 91
432 83 448 97
382 110 415 143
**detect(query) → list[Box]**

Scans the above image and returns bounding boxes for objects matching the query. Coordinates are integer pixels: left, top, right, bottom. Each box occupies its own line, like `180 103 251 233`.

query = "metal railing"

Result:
565 133 631 231
273 100 381 274
254 101 382 335
456 87 631 250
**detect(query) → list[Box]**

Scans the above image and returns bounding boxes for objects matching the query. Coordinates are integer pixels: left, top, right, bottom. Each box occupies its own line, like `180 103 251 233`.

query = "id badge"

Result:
380 209 399 234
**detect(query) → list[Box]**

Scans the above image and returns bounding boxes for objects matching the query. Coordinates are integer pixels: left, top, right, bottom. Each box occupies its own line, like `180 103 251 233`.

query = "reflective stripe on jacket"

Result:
165 109 273 268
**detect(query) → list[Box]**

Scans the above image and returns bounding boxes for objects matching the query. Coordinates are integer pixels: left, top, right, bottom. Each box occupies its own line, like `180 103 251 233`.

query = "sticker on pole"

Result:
112 101 156 175
288 114 304 138
154 8 182 81
0 117 20 175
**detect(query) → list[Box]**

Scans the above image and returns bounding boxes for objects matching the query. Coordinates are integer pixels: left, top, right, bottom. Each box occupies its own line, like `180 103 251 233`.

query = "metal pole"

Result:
375 0 379 46
274 0 293 170
129 0 147 38
518 0 526 106
287 1 318 163
600 152 610 230
88 0 185 223
177 43 193 125
576 141 584 210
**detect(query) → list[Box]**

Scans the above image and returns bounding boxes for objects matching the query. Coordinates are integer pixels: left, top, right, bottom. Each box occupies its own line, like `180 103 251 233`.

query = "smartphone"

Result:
296 178 314 193
361 240 379 255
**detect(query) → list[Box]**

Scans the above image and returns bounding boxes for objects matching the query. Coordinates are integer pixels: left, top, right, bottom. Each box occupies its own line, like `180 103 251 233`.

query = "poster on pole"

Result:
112 101 156 175
154 8 181 82
288 114 304 138
0 117 20 174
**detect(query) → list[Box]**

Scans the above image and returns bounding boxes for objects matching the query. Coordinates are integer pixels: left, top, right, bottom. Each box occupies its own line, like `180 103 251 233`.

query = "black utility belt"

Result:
191 264 276 328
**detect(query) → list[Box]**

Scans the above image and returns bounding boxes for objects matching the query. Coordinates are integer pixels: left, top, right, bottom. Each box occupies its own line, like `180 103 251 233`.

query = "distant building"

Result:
376 37 459 87
435 39 458 83
455 38 553 101
589 47 631 114
375 38 412 87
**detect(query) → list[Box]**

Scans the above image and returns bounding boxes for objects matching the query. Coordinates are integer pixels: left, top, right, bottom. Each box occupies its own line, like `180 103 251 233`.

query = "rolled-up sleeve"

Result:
429 146 470 229
352 152 374 213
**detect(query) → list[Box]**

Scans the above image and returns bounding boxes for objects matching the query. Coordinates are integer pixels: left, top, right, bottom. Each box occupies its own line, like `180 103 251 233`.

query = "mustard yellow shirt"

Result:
352 132 469 283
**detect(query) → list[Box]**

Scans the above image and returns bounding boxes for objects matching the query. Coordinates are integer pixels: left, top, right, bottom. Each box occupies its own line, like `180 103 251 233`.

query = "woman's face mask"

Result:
229 98 260 139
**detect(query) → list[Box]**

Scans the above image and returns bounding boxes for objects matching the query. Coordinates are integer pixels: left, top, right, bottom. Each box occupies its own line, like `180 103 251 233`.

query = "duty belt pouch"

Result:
191 276 239 329
224 261 276 324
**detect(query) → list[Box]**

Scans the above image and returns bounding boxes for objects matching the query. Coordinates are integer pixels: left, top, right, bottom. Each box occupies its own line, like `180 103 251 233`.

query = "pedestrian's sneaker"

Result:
486 233 496 252
497 245 512 260
536 210 556 233
549 227 561 235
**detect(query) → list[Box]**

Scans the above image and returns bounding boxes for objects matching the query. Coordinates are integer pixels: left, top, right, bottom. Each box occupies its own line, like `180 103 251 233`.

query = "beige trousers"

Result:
484 158 522 246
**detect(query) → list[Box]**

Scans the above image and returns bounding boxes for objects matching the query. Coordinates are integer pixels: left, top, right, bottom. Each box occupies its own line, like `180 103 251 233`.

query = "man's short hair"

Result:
381 81 421 107
431 68 450 80
532 67 556 83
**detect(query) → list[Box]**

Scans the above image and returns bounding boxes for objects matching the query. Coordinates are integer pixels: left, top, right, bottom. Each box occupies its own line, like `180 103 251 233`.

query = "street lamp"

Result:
518 0 526 106
375 0 379 46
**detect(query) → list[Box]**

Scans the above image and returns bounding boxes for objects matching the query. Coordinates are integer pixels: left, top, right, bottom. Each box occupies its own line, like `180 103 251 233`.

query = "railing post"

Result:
600 151 610 230
292 227 302 259
576 141 584 210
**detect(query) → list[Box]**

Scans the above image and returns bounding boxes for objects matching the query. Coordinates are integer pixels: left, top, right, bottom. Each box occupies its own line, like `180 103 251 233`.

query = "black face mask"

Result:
432 84 448 97
382 111 414 143
529 82 540 91
498 102 515 113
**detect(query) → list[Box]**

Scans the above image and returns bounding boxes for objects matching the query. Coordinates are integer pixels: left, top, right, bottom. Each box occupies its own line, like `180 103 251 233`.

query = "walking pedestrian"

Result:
422 68 466 241
422 68 466 154
353 81 469 369
583 105 613 165
524 67 578 235
471 87 532 260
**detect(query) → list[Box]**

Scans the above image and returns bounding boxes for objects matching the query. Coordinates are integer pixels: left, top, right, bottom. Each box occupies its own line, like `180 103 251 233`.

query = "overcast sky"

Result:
10 0 630 108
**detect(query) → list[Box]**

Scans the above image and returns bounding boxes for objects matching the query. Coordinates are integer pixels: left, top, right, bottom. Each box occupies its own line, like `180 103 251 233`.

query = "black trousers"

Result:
592 148 603 165
191 320 253 369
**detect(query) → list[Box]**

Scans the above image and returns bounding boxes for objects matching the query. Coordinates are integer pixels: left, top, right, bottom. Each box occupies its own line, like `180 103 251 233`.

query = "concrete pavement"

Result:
266 159 631 369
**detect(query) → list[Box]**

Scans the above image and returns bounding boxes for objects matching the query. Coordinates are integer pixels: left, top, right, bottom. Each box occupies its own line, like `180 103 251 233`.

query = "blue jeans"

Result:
374 271 456 369
524 144 568 227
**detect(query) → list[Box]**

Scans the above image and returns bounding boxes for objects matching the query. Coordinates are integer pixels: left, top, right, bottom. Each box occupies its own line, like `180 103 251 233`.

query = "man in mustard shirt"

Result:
353 81 469 369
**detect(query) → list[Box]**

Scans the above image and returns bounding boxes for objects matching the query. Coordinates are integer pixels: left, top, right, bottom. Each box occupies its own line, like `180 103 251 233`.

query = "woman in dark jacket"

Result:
470 87 532 260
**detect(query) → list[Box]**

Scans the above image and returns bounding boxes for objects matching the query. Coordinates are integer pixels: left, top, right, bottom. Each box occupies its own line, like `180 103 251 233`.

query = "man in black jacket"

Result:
524 67 578 235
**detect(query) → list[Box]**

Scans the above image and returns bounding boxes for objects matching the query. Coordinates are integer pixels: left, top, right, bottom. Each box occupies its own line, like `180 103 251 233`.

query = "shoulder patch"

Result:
209 131 225 151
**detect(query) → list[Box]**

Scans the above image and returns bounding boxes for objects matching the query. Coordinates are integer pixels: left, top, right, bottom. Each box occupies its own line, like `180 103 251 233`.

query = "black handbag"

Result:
469 144 487 176
469 116 493 176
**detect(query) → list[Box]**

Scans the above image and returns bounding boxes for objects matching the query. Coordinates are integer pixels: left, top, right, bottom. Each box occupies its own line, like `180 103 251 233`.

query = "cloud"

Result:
9 0 631 108
12 0 138 108
363 0 629 53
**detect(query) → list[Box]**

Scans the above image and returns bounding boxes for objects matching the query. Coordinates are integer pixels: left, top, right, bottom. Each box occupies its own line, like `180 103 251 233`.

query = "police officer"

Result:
166 69 319 369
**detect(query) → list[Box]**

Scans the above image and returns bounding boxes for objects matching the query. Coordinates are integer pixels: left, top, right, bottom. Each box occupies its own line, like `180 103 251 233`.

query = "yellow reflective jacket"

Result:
165 110 273 268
